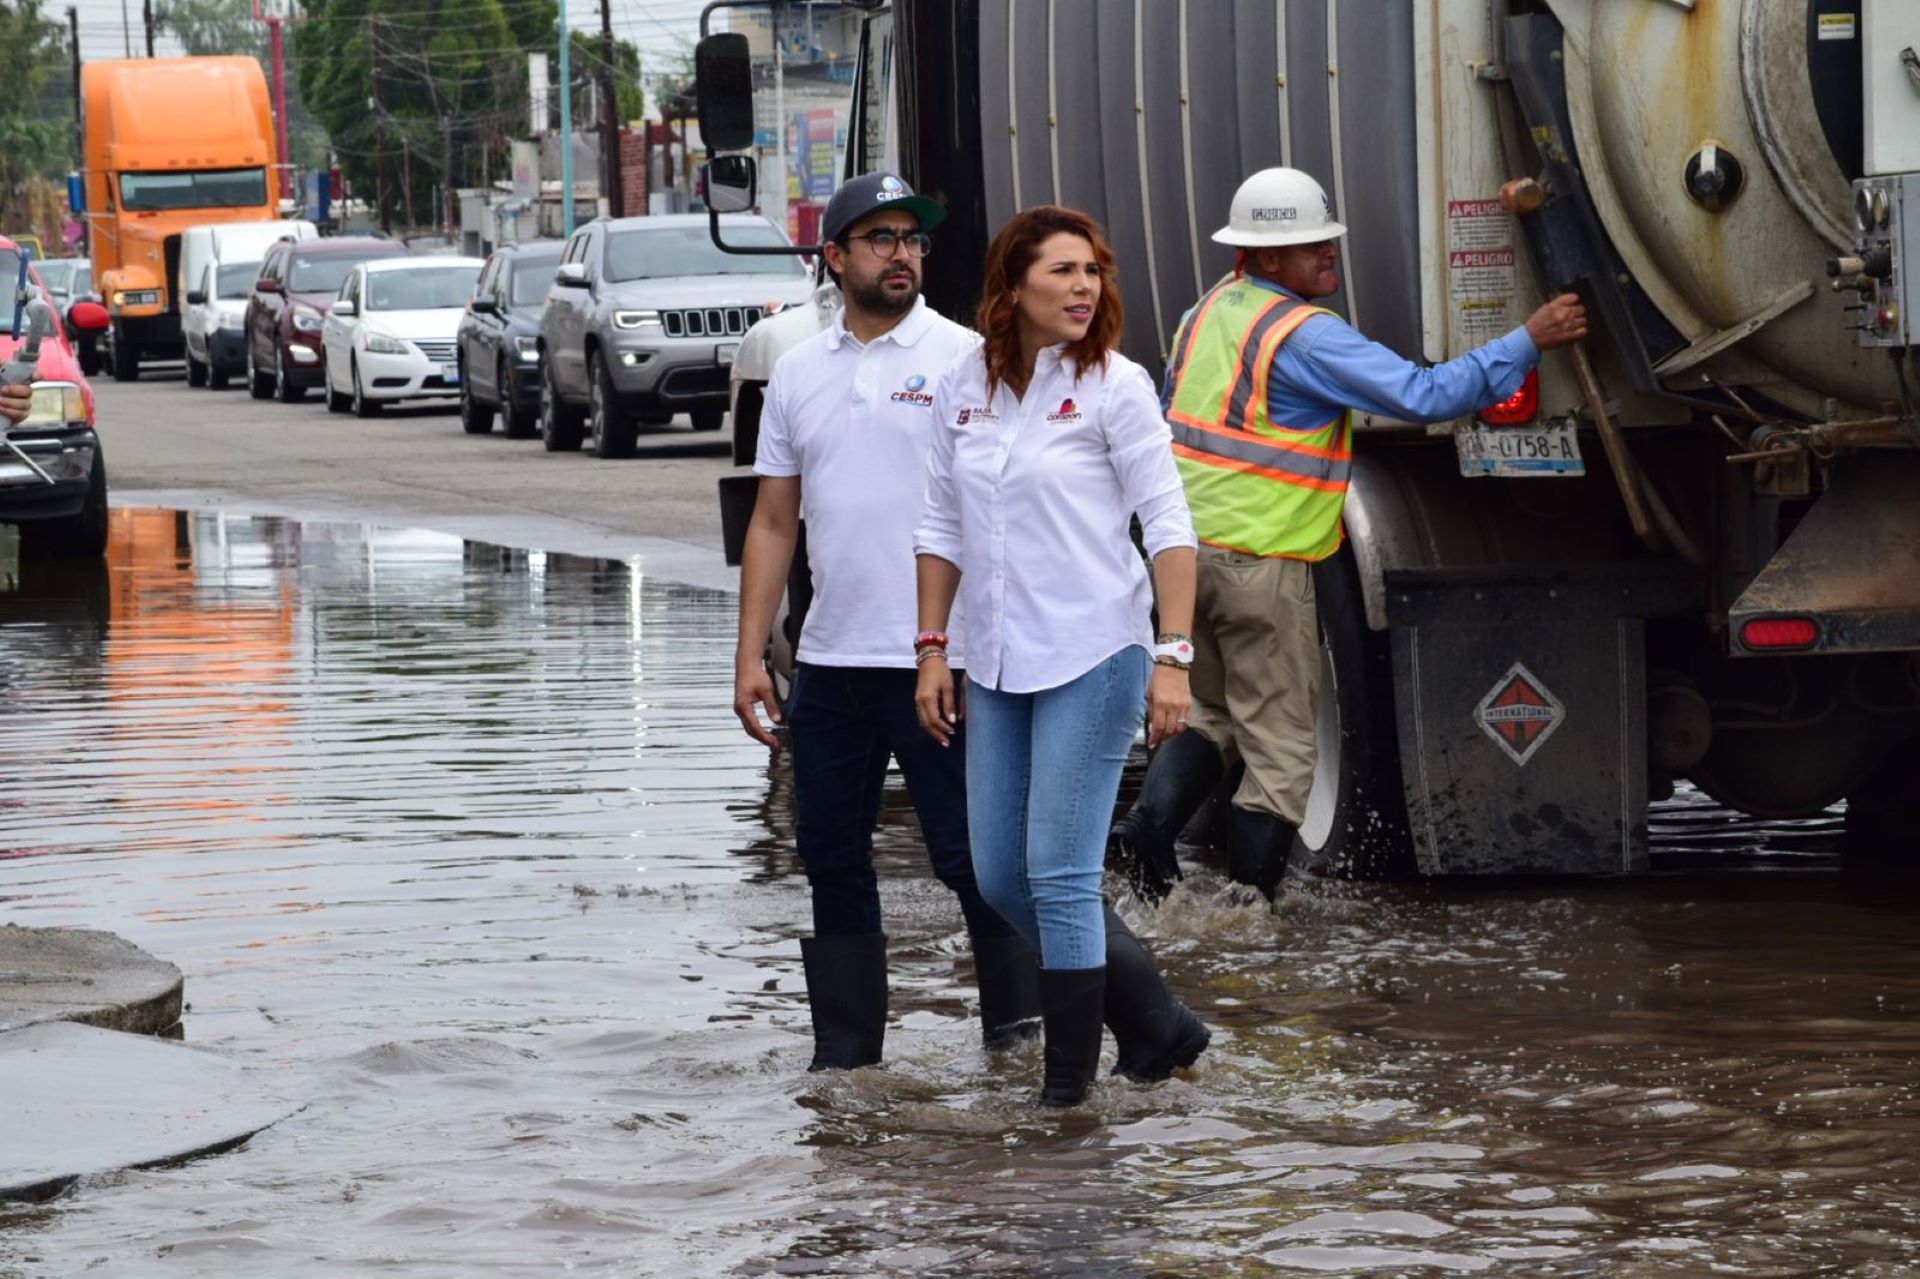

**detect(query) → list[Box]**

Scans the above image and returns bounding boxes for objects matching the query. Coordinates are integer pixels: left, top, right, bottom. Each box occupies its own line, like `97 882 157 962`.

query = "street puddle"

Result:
1 509 1915 1276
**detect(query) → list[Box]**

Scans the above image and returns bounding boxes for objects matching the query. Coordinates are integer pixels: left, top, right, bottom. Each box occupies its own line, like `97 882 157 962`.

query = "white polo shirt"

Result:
914 345 1195 693
755 296 979 669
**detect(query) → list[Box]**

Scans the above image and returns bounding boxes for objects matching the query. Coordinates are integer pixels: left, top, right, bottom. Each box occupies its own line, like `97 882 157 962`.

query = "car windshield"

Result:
35 260 75 292
289 254 378 294
120 168 268 211
365 265 481 311
509 258 561 307
604 225 803 281
217 262 259 299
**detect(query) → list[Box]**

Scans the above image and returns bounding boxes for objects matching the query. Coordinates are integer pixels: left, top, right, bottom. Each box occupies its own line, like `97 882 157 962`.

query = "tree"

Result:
0 0 74 237
157 0 264 56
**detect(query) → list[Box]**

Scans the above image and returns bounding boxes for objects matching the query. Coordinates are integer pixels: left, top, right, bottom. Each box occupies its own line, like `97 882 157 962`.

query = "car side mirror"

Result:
332 299 357 318
696 33 755 152
68 301 109 333
470 296 499 315
554 262 589 288
255 278 282 294
705 155 757 214
186 290 207 306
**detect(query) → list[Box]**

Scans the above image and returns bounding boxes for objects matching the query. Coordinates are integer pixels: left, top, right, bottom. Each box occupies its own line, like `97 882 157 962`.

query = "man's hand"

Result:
734 659 784 750
1524 293 1589 352
0 383 31 426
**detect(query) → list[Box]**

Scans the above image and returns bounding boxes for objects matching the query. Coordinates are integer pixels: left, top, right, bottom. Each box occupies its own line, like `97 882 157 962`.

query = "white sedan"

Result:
322 256 485 417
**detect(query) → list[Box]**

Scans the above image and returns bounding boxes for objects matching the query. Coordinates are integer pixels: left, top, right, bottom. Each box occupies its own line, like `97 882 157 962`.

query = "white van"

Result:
178 220 317 389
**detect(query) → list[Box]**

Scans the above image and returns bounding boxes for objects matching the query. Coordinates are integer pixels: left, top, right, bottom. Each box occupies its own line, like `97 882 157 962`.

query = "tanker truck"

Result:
81 57 280 382
698 0 1920 878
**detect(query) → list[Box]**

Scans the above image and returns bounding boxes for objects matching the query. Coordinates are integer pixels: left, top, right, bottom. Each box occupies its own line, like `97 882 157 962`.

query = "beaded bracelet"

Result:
916 648 950 665
1153 656 1191 670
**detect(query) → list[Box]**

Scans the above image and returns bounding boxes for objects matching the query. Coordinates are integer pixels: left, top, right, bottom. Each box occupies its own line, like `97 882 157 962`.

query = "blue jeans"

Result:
786 663 1012 940
965 647 1151 970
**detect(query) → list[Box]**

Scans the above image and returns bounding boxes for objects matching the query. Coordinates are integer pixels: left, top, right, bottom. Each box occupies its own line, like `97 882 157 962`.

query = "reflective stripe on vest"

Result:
1164 278 1353 561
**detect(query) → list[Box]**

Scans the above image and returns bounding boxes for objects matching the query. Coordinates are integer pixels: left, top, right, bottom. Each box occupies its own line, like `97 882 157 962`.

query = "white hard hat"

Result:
1212 167 1347 247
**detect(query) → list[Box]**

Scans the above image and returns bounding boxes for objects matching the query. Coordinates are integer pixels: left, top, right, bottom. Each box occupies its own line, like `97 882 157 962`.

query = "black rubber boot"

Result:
1103 904 1211 1083
1226 806 1295 901
972 931 1043 1049
1109 731 1227 903
1036 967 1107 1108
799 933 888 1071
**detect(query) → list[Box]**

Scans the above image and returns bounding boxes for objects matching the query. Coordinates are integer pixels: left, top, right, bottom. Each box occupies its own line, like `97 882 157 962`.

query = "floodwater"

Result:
2 510 1916 1278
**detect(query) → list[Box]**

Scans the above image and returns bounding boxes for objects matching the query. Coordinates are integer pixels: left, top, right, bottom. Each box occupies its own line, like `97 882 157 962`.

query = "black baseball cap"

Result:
821 172 947 243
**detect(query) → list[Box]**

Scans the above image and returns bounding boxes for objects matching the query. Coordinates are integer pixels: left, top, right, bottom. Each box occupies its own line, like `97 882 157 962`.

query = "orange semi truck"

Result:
81 56 278 382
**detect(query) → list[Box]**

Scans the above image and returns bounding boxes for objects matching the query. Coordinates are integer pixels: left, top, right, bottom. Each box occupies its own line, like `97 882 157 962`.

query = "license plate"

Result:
1455 421 1585 477
441 364 459 382
715 343 739 367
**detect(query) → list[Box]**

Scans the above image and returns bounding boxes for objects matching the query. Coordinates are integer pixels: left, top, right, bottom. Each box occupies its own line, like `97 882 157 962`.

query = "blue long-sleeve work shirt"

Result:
1175 275 1541 427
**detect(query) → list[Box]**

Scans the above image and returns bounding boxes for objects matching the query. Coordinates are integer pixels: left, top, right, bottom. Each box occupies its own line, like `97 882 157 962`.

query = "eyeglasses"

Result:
844 229 932 259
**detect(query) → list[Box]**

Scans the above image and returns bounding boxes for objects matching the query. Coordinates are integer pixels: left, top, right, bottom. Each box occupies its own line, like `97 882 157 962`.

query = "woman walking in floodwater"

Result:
912 205 1211 1107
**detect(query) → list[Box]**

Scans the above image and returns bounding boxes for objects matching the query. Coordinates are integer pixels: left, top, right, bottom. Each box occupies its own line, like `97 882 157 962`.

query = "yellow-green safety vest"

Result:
1164 277 1353 561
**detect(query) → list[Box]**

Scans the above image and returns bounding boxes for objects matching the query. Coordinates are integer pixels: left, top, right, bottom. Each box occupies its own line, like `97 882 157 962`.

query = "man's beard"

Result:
845 269 919 317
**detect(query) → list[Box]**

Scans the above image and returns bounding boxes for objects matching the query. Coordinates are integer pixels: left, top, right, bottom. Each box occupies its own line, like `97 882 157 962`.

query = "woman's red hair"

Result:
974 206 1124 400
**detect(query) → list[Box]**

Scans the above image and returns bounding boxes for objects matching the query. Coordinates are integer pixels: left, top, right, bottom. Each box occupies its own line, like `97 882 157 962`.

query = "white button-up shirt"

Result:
756 297 979 668
914 345 1195 693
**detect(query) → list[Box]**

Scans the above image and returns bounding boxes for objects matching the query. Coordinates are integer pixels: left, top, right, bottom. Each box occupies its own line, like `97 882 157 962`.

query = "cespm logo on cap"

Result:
876 174 906 201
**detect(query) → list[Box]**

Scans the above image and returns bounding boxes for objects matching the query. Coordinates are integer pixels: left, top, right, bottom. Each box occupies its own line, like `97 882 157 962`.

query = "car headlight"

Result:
612 309 661 330
291 305 324 333
513 335 540 362
362 331 410 355
21 381 87 426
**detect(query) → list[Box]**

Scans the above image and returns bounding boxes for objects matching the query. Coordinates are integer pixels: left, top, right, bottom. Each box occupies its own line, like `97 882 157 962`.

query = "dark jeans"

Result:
787 663 1012 940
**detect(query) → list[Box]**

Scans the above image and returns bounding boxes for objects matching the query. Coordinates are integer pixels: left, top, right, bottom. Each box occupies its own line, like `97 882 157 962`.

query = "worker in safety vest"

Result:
1111 167 1589 901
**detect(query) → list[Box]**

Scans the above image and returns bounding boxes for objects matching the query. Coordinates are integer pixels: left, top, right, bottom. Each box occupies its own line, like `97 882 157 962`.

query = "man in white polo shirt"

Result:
733 173 1038 1071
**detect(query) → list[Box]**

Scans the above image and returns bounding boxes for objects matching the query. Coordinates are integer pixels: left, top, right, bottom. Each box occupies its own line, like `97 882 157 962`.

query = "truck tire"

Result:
588 351 637 459
539 361 584 452
110 323 139 382
19 448 108 560
1290 545 1417 879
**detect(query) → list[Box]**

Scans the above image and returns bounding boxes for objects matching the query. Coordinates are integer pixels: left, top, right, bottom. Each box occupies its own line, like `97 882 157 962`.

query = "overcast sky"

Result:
65 0 710 88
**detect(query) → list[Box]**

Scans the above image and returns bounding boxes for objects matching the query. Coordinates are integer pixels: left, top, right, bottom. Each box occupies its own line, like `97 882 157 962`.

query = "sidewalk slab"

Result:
0 924 183 1035
0 1021 298 1203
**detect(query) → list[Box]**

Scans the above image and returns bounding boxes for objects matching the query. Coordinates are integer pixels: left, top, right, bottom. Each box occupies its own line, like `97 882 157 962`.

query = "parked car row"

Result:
104 211 817 462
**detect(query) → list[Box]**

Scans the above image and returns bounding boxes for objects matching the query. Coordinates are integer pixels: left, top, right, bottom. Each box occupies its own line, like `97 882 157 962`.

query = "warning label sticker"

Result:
1447 200 1515 340
1816 13 1855 40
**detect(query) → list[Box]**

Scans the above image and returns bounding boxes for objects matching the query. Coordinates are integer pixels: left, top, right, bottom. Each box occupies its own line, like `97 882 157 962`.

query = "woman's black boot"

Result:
1036 967 1107 1107
800 933 888 1071
1103 905 1211 1082
971 930 1043 1049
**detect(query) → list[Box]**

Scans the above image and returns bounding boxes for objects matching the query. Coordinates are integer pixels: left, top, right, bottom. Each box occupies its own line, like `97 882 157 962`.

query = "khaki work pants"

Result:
1185 547 1320 824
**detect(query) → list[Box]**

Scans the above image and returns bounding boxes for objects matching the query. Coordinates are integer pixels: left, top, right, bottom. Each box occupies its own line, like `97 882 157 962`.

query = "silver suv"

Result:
537 214 812 459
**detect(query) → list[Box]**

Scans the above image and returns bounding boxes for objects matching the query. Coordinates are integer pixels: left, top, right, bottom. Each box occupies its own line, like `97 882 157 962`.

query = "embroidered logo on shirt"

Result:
956 407 998 426
1046 398 1082 423
890 373 935 406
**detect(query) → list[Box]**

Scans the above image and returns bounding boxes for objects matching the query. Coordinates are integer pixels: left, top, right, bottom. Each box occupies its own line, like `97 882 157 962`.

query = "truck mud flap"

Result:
1386 565 1698 876
1729 456 1920 656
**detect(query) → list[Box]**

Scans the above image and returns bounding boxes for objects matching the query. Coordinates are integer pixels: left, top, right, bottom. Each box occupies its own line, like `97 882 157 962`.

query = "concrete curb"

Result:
0 923 184 1036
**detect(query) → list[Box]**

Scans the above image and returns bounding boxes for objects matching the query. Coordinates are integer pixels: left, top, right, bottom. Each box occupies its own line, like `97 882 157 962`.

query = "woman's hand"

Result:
915 655 962 747
1146 663 1190 748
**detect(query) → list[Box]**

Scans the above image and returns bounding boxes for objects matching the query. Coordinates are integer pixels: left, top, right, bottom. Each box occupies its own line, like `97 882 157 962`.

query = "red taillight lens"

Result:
1739 617 1819 650
1478 368 1539 426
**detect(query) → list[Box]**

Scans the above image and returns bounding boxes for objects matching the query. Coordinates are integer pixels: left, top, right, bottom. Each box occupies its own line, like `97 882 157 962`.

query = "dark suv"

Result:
244 236 409 402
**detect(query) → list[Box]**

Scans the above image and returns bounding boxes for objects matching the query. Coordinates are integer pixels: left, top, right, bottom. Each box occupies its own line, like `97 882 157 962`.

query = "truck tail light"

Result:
1478 369 1539 426
1739 617 1819 651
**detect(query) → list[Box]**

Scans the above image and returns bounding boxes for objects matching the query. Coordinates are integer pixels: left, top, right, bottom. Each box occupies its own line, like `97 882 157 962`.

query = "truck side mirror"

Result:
695 34 755 153
186 290 207 306
705 155 757 214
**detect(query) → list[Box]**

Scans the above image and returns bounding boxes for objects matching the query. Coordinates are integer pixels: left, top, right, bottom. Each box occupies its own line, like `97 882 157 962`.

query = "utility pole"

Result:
142 0 155 56
371 14 389 231
66 7 81 130
599 0 621 217
558 2 574 236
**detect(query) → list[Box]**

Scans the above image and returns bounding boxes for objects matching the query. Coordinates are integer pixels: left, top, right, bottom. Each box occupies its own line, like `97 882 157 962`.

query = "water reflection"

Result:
0 510 1915 1277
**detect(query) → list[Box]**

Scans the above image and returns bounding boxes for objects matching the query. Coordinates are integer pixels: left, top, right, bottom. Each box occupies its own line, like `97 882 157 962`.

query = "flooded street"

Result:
3 509 1918 1277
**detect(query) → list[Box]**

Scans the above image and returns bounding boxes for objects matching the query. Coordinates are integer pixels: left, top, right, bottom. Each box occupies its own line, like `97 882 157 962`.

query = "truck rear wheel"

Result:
1291 546 1417 879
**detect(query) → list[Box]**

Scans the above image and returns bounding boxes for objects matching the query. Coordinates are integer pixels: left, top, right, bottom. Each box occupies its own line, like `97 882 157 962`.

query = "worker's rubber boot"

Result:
1036 967 1107 1108
971 930 1043 1050
799 933 889 1071
1103 904 1212 1083
1227 806 1295 902
1109 731 1226 904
